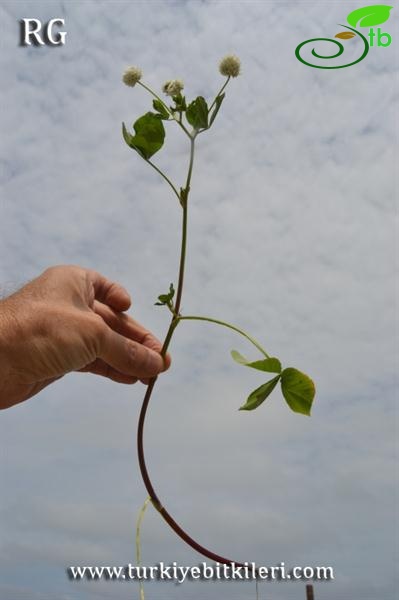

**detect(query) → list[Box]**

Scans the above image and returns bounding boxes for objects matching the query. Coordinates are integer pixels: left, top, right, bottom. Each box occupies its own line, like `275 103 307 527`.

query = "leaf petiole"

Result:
177 315 270 358
144 157 181 202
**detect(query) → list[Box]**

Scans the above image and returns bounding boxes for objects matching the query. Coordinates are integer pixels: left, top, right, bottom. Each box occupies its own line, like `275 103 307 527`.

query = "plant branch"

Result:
138 81 171 114
137 136 195 512
136 108 256 573
144 158 180 202
178 315 270 358
173 114 191 137
174 136 195 313
208 76 230 112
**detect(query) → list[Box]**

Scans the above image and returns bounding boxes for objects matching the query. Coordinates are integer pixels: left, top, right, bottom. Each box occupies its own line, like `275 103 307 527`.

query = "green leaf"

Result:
152 99 170 120
231 350 249 365
122 112 165 159
155 283 175 306
347 4 393 28
239 376 281 411
122 122 133 146
248 358 282 373
280 368 315 416
186 96 209 129
231 350 282 373
209 93 225 127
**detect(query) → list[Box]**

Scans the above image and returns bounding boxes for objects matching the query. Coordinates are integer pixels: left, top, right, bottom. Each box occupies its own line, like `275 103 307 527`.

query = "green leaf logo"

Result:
347 5 393 28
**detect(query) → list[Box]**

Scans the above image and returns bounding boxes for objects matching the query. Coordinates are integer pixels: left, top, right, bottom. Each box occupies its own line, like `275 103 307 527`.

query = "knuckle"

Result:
128 342 155 376
42 264 72 277
42 265 61 276
142 332 158 351
92 312 106 336
87 313 107 349
128 340 139 366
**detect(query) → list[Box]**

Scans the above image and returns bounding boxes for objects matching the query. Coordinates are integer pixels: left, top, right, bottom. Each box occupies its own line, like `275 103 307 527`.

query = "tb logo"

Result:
20 18 67 46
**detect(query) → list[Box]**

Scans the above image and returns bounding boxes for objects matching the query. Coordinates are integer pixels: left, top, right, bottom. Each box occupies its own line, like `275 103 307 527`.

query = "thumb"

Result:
98 325 166 379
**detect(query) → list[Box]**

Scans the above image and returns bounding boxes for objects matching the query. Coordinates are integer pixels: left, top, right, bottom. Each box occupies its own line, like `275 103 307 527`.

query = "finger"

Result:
98 325 166 378
79 359 138 385
87 270 131 312
93 300 171 371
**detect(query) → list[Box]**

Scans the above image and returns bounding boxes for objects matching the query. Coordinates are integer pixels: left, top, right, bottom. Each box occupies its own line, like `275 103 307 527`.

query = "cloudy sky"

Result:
0 1 397 599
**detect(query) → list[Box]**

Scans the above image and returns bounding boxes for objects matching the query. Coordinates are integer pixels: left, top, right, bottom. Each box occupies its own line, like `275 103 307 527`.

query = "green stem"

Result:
136 140 195 522
153 135 194 358
144 157 180 202
138 81 171 114
208 76 230 112
174 136 195 315
136 94 266 570
185 136 196 189
174 115 191 137
178 315 270 358
144 136 195 367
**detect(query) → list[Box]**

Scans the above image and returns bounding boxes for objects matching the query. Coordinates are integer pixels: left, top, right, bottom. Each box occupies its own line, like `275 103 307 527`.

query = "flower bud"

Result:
219 55 241 78
122 66 142 87
162 79 184 97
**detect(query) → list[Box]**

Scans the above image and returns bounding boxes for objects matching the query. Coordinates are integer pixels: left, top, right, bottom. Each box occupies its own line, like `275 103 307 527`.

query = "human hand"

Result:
0 265 171 409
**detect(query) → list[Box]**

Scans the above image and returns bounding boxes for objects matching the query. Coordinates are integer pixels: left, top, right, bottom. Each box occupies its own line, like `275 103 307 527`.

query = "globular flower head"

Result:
162 79 184 97
219 54 241 78
122 66 142 87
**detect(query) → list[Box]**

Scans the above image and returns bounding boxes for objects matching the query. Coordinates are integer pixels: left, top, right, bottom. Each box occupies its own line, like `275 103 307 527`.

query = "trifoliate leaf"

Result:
239 376 281 411
280 368 315 416
231 350 282 373
347 5 393 28
186 96 208 129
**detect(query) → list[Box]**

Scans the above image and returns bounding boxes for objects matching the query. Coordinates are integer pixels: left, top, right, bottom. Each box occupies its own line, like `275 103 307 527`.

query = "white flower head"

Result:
219 54 241 78
122 66 142 87
162 79 184 97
